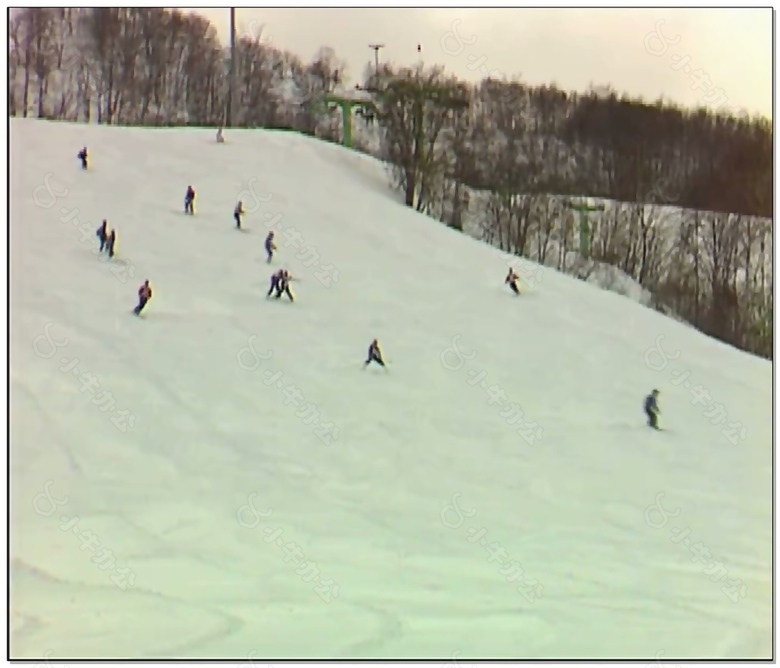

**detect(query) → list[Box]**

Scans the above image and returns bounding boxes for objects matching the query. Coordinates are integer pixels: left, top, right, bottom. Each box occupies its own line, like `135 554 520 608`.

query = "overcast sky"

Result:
190 8 772 119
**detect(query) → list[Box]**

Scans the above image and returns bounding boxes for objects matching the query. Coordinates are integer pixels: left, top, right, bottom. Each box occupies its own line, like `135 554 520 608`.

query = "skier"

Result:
644 389 660 429
96 220 108 252
234 201 245 229
265 231 277 263
505 268 520 295
216 127 225 144
77 147 88 170
267 268 285 298
106 229 117 258
364 339 385 369
274 270 295 302
133 280 153 316
184 185 196 215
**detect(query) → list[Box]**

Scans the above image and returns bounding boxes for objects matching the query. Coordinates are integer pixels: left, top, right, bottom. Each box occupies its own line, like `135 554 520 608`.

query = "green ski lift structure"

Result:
308 41 469 150
312 87 378 149
564 199 606 259
310 42 383 149
311 76 470 150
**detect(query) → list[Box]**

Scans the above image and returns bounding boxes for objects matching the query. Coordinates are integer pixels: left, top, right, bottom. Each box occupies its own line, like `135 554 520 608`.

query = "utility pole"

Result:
368 43 384 77
227 7 236 128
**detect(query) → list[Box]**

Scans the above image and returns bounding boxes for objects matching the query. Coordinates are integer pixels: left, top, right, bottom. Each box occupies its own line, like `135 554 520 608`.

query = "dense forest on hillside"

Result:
9 8 773 358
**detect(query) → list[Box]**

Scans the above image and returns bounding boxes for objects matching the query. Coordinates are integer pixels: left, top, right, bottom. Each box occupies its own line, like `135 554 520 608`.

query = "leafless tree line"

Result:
369 66 771 359
8 8 345 131
9 8 772 358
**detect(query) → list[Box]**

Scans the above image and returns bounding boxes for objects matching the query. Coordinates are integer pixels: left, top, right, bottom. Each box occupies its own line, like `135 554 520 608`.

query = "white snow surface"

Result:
10 119 772 659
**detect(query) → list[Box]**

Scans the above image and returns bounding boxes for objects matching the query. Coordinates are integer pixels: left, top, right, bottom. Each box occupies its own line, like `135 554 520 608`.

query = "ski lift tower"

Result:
564 198 605 259
315 86 377 148
368 43 384 78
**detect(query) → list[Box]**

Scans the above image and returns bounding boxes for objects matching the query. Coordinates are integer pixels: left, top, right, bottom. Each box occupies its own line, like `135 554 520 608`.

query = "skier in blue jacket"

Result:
644 389 660 429
364 339 385 369
267 269 284 297
184 185 195 215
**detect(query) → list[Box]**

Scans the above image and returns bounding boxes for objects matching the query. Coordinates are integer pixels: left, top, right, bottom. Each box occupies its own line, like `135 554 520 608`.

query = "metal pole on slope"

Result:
368 44 384 79
228 7 236 128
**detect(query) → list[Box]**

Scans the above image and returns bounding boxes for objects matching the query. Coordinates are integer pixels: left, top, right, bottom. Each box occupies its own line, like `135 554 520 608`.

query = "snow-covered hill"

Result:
10 119 772 659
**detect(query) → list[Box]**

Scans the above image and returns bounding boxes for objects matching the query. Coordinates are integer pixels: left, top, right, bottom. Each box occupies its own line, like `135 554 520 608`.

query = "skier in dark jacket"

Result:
77 147 88 169
133 280 152 316
96 220 108 252
267 269 284 298
234 201 244 229
265 231 277 263
106 229 117 258
644 389 660 429
184 186 195 215
505 268 520 295
274 270 295 302
364 339 385 368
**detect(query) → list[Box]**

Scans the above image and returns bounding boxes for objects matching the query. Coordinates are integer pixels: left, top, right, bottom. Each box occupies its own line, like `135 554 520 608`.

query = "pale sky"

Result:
190 7 773 119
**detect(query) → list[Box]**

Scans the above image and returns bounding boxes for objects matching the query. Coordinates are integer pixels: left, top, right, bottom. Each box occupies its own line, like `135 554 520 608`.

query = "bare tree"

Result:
375 63 469 210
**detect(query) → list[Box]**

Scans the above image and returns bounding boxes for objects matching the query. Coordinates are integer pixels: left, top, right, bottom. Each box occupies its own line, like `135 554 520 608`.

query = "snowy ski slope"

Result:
10 118 772 659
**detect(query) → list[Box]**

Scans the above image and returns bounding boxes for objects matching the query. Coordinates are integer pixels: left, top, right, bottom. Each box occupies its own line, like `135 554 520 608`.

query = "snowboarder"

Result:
106 229 117 258
234 201 245 229
505 268 520 295
77 147 88 170
184 185 196 215
644 389 660 429
96 220 108 252
364 339 385 369
133 280 153 316
216 127 225 143
265 231 277 263
274 270 295 302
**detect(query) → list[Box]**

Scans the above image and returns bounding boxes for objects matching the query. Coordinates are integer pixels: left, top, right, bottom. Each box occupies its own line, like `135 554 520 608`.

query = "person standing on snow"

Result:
364 339 385 369
267 269 284 298
133 280 153 316
265 231 277 263
184 185 196 215
234 201 245 229
106 229 117 258
274 270 295 302
77 147 88 169
644 389 660 429
505 268 521 295
96 220 108 252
